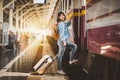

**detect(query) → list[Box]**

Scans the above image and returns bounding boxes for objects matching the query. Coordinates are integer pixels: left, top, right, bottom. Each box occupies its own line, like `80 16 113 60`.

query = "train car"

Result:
86 0 120 80
86 0 120 60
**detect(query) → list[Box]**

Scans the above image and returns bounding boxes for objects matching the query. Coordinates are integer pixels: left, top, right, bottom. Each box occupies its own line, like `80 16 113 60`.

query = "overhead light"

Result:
33 0 46 4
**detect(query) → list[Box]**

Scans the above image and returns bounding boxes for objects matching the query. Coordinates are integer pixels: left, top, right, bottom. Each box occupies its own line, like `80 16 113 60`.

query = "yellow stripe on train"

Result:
74 10 86 16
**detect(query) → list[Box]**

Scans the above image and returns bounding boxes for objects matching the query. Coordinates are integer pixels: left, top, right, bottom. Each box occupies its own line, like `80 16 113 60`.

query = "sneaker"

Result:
57 70 66 75
69 59 78 65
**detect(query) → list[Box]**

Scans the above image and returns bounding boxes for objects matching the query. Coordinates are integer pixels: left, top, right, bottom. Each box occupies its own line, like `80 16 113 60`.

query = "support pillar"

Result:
0 0 3 30
0 0 3 65
20 10 23 34
9 9 13 31
23 16 26 32
16 10 19 31
16 10 21 42
73 0 81 44
26 18 28 28
80 0 86 47
72 0 81 59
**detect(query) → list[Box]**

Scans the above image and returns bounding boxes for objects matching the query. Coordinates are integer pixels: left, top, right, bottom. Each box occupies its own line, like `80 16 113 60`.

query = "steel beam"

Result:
16 0 56 21
13 0 32 15
3 0 16 10
19 8 53 20
21 10 50 23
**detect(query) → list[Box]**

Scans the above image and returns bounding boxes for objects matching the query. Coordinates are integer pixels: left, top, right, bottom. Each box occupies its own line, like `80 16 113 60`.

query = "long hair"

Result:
57 12 66 23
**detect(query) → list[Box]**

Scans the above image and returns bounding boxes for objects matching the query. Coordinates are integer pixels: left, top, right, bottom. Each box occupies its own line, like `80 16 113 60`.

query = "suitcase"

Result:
33 55 56 74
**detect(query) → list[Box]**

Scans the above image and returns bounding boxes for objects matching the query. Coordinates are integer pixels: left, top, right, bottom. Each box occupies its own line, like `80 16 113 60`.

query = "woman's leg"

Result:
57 44 66 70
66 41 77 61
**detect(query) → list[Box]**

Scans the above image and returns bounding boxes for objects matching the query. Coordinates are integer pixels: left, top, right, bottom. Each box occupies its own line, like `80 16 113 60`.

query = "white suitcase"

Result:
33 55 54 74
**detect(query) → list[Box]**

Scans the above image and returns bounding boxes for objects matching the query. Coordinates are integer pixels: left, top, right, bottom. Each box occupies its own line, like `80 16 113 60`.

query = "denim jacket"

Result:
58 21 71 41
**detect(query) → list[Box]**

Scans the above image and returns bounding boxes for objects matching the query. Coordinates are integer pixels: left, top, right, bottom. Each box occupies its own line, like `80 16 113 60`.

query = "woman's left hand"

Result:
63 41 66 47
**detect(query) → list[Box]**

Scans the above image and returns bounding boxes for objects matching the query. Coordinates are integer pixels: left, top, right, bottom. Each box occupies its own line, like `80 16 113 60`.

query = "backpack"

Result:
52 23 59 40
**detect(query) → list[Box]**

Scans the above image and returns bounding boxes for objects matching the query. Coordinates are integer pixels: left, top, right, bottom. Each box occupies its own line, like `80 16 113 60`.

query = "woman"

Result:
56 12 78 74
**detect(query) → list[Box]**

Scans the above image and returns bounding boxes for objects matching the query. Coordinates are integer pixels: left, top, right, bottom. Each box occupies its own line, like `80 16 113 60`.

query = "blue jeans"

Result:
57 40 77 70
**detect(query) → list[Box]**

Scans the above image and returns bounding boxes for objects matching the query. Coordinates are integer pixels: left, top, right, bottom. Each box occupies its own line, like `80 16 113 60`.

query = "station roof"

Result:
3 0 58 28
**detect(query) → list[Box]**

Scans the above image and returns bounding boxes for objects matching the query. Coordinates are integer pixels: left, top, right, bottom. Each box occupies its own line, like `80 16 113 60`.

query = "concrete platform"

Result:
0 72 68 80
27 74 68 80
